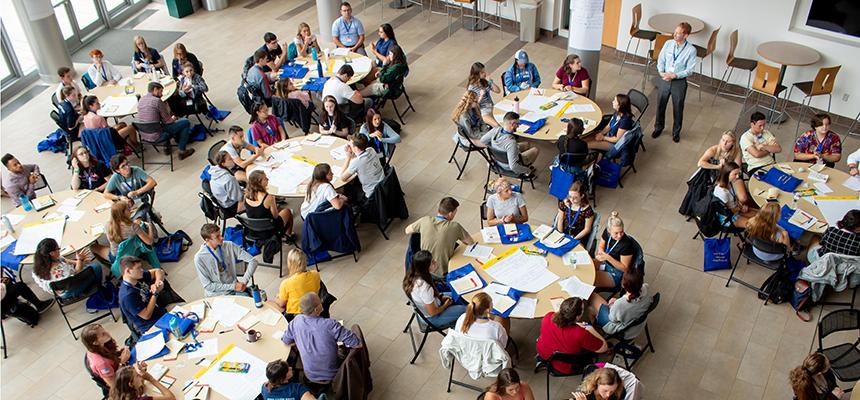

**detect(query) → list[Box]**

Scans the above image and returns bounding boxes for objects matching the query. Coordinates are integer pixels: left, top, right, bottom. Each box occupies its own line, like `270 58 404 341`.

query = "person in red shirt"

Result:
536 297 608 375
82 324 130 393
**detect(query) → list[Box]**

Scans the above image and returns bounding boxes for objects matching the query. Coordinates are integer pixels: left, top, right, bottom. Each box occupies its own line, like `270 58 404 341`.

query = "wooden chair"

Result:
713 30 758 104
642 34 673 90
619 3 659 74
786 65 841 134
690 27 720 100
738 62 786 124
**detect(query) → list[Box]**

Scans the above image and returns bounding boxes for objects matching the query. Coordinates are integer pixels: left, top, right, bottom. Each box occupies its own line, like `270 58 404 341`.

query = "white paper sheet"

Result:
813 182 833 194
463 244 494 259
4 214 25 226
450 271 484 295
134 331 166 361
509 297 537 319
484 250 559 293
14 219 65 255
0 235 14 250
815 197 860 226
198 346 268 400
788 209 818 230
237 315 260 331
330 146 348 160
485 290 517 313
185 338 218 359
532 224 553 240
559 276 595 299
480 227 501 243
315 135 337 147
259 309 282 326
61 197 82 207
519 89 550 111
563 250 592 267
569 103 596 113
494 100 516 113
188 303 206 319
100 95 138 116
331 48 350 57
843 177 860 192
807 171 829 183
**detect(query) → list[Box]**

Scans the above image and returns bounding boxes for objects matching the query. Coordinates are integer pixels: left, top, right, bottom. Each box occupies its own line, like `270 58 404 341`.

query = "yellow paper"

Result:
554 102 572 118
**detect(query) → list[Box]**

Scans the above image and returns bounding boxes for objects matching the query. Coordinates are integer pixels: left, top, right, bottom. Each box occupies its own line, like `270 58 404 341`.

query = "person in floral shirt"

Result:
794 113 842 167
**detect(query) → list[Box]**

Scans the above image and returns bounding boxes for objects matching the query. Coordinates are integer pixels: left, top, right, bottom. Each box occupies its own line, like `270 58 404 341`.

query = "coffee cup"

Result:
246 329 261 343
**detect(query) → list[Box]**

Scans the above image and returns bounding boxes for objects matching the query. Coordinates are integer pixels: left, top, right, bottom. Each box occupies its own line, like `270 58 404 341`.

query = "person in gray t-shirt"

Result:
341 134 384 200
485 178 528 226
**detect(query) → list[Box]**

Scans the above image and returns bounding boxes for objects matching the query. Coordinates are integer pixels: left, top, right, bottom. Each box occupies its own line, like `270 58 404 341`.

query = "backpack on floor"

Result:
154 230 193 262
758 269 793 304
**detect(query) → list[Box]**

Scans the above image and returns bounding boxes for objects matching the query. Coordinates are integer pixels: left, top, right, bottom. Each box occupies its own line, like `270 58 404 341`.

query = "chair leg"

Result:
278 249 283 278
619 37 633 75
58 303 79 340
1 317 7 359
447 359 455 392
645 324 655 353
410 331 430 364
392 99 406 126
402 313 415 333
545 368 551 400
726 248 743 287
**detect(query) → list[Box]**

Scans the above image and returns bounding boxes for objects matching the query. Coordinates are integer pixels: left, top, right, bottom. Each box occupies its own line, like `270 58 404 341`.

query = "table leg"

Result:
463 0 490 31
388 0 414 9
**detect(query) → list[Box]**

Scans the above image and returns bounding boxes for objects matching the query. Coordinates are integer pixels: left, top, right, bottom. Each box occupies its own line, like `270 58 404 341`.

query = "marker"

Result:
217 328 232 334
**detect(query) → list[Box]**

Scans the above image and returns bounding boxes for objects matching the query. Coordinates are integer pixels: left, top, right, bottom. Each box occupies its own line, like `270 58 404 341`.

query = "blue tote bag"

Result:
703 237 731 271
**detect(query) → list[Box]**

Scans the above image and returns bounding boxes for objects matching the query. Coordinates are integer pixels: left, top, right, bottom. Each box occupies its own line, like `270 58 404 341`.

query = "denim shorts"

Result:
596 304 611 327
604 262 624 288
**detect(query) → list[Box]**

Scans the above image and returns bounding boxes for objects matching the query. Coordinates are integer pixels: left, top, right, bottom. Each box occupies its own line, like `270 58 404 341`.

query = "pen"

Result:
469 243 477 252
217 328 233 334
182 380 194 392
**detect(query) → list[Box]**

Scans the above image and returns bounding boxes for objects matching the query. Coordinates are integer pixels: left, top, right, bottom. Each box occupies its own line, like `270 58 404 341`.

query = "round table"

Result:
757 41 821 68
448 229 596 319
5 189 111 265
494 88 603 141
292 51 372 87
748 162 857 234
648 13 705 34
247 136 349 197
88 75 177 118
144 296 289 400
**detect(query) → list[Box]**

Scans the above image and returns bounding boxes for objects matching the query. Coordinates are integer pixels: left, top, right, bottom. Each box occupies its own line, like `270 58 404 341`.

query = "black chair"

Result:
1 317 6 359
604 292 660 371
49 110 75 159
606 124 644 189
48 268 117 339
132 121 174 172
626 88 649 153
535 351 598 400
449 126 490 180
85 353 110 399
207 140 227 166
486 147 536 190
817 309 860 384
362 167 409 240
200 180 238 233
726 236 788 305
51 92 63 110
377 80 416 125
402 294 449 364
598 235 645 299
33 173 52 194
557 152 597 206
479 201 488 228
235 214 287 277
500 71 509 97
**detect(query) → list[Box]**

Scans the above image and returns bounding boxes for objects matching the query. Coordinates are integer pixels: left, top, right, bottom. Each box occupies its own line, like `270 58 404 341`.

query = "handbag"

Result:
155 230 193 262
155 311 200 339
595 159 622 189
703 237 731 271
549 166 575 200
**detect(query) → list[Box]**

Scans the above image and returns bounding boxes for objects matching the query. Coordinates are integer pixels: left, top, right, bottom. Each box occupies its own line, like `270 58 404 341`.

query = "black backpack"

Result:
758 268 793 304
692 193 725 238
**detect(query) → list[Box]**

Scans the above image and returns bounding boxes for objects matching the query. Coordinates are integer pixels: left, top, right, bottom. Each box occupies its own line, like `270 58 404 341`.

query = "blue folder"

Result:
756 167 802 193
302 77 329 92
445 263 487 302
280 65 309 79
778 205 806 240
490 286 524 318
534 235 580 256
498 224 534 244
129 329 170 363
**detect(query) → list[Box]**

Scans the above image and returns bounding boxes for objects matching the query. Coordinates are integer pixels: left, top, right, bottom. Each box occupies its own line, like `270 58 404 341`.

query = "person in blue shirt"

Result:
260 359 315 400
503 50 541 93
652 22 697 143
586 93 635 154
131 35 166 73
331 2 366 56
118 256 167 335
371 23 397 67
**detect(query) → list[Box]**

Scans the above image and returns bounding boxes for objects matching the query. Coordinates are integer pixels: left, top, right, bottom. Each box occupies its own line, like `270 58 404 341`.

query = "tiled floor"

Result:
2 2 859 399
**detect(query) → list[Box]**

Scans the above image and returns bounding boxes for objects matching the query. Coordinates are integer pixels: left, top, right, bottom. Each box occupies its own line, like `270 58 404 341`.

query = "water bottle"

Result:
513 96 520 114
2 215 14 233
311 47 318 61
169 316 181 338
316 58 324 78
252 286 263 308
19 196 33 212
792 192 800 209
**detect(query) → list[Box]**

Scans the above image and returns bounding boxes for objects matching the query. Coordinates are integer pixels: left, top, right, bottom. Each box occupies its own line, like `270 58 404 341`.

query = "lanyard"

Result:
435 215 447 221
264 120 275 137
814 132 827 154
609 114 621 130
342 18 353 35
566 206 581 234
100 65 107 81
84 169 93 189
206 245 225 272
606 237 620 254
672 42 688 63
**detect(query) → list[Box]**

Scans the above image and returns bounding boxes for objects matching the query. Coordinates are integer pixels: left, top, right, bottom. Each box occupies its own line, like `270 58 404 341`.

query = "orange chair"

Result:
691 26 720 99
619 3 660 75
642 34 672 90
739 62 786 123
713 30 758 104
786 65 840 134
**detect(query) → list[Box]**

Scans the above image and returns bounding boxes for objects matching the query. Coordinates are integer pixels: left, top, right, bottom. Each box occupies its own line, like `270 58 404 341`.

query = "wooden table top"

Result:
5 189 111 264
648 13 705 34
88 74 177 118
448 228 596 319
144 296 289 400
494 88 603 141
756 41 821 66
247 136 349 198
747 162 858 234
292 51 372 87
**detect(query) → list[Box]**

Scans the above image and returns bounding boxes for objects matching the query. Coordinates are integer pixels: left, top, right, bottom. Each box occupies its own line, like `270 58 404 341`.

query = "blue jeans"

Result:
162 118 191 151
596 304 610 327
426 304 466 329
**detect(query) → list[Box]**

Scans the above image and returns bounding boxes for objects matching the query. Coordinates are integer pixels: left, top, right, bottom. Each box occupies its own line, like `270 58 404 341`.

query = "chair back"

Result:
585 210 601 254
749 236 788 258
628 234 646 272
207 140 227 166
544 351 598 376
235 214 280 243
751 62 783 96
406 293 446 333
630 3 643 35
500 71 509 97
488 147 516 175
818 309 860 345
650 35 673 62
704 27 721 56
51 92 63 109
132 121 166 144
727 30 740 64
405 233 421 272
608 292 660 341
626 88 649 123
480 201 488 226
34 173 50 192
48 266 100 305
810 65 841 96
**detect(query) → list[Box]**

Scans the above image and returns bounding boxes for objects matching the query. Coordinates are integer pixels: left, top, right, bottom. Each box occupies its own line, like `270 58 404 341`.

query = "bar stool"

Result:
692 27 720 88
452 0 481 35
785 65 841 134
484 0 518 37
739 61 787 123
642 34 672 90
713 30 758 105
619 3 659 75
848 112 859 138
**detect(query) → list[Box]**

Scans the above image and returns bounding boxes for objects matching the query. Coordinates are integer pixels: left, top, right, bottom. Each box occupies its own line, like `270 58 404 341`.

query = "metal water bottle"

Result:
513 96 520 114
252 287 263 308
316 58 324 78
311 47 318 61
19 196 33 212
2 215 14 233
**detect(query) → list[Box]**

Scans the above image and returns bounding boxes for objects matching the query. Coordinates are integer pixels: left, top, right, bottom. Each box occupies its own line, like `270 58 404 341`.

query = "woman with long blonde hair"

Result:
698 130 742 170
106 201 155 258
570 367 625 400
109 364 175 400
789 353 844 400
131 35 165 73
294 22 321 57
274 249 320 318
454 292 509 349
593 211 636 290
171 42 202 80
745 202 791 261
452 90 489 147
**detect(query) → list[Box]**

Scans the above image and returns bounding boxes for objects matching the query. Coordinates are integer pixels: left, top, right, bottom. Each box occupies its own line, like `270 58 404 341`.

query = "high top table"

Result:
755 41 820 123
648 13 705 34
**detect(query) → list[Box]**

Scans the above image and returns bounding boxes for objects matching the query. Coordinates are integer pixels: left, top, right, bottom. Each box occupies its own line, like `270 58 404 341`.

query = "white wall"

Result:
613 0 860 119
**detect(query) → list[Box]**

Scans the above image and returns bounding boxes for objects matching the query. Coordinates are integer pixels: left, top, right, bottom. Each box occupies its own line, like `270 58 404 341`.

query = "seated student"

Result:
746 202 791 261
1 277 54 327
273 78 314 135
322 65 371 117
556 180 595 240
247 49 276 104
556 118 591 168
331 2 367 56
171 43 202 80
194 223 258 297
570 367 626 400
137 82 195 160
260 32 288 71
281 292 363 384
504 50 541 93
59 86 84 137
132 35 165 73
589 269 652 337
118 256 167 334
468 62 502 128
110 364 175 400
790 353 845 400
275 78 313 109
740 112 781 174
697 130 742 171
403 250 466 329
552 54 590 96
484 368 536 400
359 108 401 159
301 163 347 219
585 94 634 153
261 359 315 400
104 154 157 204
593 212 636 290
808 210 860 263
536 297 609 375
32 238 106 299
361 44 409 98
486 177 528 226
250 101 288 146
82 95 138 146
319 95 352 138
1 153 41 206
848 147 860 176
455 292 510 349
54 66 84 102
274 249 320 317
340 134 385 203
71 146 111 192
107 201 156 258
713 161 755 228
405 197 475 275
481 112 539 176
82 324 130 391
174 61 209 117
245 170 296 240
87 49 122 87
209 151 245 215
452 90 490 146
221 125 264 183
371 23 397 68
294 23 321 58
794 113 842 167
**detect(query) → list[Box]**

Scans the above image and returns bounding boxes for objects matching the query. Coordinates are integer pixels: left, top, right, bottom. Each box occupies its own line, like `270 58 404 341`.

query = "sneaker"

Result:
178 148 196 160
86 308 98 314
36 298 55 314
651 129 663 138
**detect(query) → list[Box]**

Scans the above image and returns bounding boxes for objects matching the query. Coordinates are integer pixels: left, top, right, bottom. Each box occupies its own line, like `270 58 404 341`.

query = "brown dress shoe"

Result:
179 148 196 160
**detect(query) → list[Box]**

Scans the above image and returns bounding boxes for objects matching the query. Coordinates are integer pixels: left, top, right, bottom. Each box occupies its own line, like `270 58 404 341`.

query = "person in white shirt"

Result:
294 22 321 58
301 163 347 219
454 292 510 350
220 125 265 183
402 250 465 329
55 66 84 102
847 147 860 176
740 111 782 174
86 49 122 87
322 64 371 118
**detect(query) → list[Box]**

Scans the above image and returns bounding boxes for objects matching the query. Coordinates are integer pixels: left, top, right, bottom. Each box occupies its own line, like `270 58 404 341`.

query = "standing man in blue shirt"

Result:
331 2 366 56
652 22 697 143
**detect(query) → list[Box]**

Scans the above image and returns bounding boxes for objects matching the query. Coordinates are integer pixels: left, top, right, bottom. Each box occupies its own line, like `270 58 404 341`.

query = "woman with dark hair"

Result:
794 113 842 168
131 35 165 73
403 250 465 329
552 54 590 96
250 101 287 146
359 108 401 159
70 146 111 192
82 324 130 390
536 297 608 375
789 353 844 400
209 151 244 216
109 364 175 400
300 163 346 219
585 94 634 153
171 43 202 80
82 95 138 146
371 23 397 67
588 269 652 337
31 238 106 299
467 62 501 127
319 95 351 137
361 44 409 98
556 180 595 240
808 210 860 262
244 170 295 239
713 161 755 228
455 292 508 348
556 117 590 167
261 359 314 400
484 368 536 400
571 367 626 400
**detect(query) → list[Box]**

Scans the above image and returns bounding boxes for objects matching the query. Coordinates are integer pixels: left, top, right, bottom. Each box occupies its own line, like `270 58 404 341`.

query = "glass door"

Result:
53 0 108 51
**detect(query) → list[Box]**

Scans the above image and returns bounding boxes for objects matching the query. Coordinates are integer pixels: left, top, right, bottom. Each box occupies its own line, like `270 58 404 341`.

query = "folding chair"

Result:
132 121 175 172
535 351 598 400
402 294 449 364
626 88 649 152
449 127 490 180
33 173 52 194
49 268 117 340
817 309 860 385
362 167 408 240
725 236 788 305
604 292 660 370
235 214 287 277
207 140 227 166
486 147 536 190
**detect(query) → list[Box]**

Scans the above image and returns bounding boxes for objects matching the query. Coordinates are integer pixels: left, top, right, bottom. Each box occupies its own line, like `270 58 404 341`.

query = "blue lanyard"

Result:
342 18 353 34
609 114 620 130
206 245 225 272
100 65 107 81
606 238 620 254
85 169 93 189
435 215 448 221
566 206 581 234
672 42 688 63
815 133 827 154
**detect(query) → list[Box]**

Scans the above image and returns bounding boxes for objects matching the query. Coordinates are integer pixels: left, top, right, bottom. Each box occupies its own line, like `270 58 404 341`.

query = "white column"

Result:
567 0 604 98
316 0 341 45
11 0 72 83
